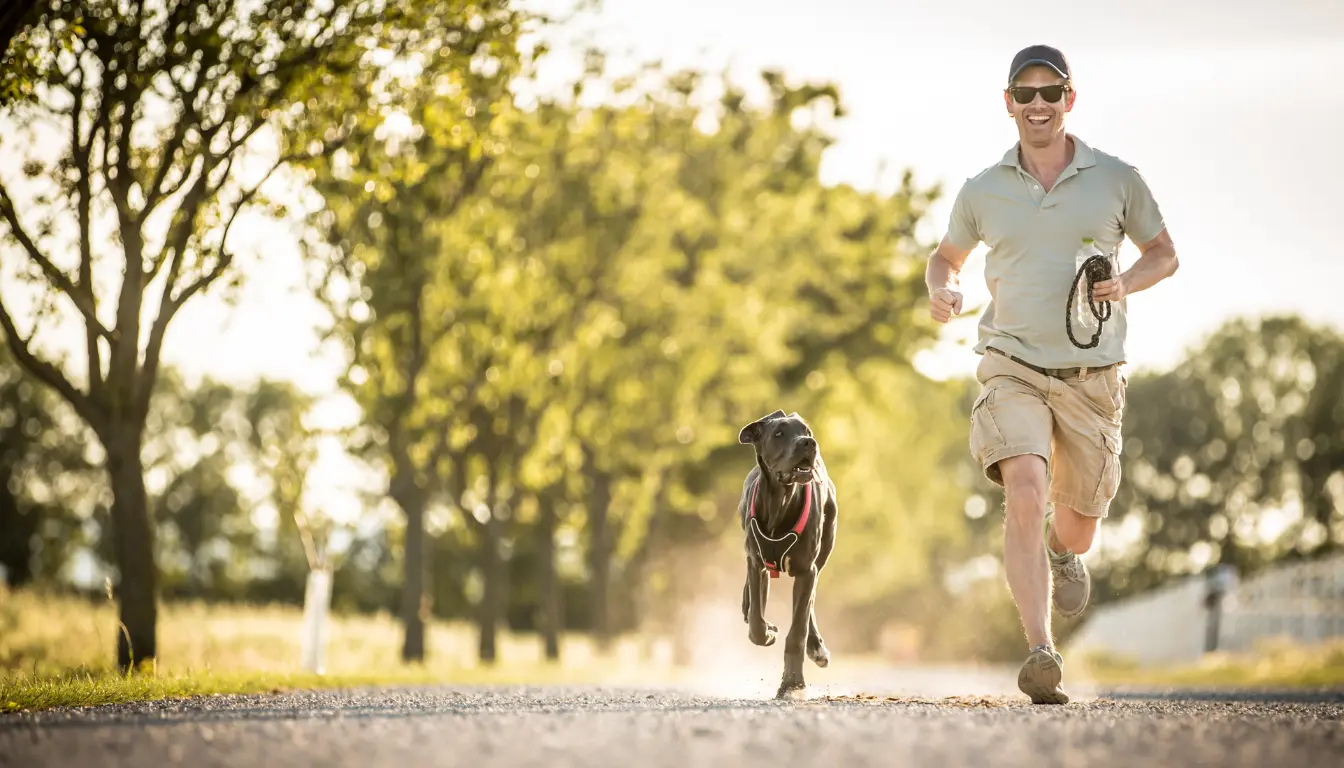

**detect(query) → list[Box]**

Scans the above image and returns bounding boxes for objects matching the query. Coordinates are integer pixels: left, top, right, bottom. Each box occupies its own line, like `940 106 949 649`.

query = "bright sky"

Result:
5 0 1344 528
157 0 1344 385
543 0 1344 379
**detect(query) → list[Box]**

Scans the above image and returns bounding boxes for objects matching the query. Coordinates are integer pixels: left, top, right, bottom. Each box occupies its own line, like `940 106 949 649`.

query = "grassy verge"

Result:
7 585 1341 712
0 662 669 714
0 586 679 713
1077 638 1344 689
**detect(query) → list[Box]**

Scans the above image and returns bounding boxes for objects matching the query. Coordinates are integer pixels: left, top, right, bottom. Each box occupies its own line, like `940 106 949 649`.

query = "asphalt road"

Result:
4 668 1342 768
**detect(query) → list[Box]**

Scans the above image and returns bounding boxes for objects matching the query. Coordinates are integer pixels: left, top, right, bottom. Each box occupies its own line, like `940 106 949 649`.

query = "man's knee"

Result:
998 455 1048 526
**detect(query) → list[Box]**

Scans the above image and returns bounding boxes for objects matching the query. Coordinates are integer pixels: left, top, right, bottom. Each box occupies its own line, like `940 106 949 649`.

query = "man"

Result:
925 45 1179 704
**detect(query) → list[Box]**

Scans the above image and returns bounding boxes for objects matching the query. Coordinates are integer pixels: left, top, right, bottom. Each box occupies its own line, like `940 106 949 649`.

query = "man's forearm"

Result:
1121 241 1178 296
926 250 960 294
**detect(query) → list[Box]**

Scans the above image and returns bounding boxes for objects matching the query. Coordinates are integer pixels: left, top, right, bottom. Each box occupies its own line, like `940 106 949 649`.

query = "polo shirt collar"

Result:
999 134 1097 172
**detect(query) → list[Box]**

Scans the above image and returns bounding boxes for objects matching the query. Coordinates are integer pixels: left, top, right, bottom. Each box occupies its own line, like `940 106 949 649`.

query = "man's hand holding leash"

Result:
1095 228 1179 302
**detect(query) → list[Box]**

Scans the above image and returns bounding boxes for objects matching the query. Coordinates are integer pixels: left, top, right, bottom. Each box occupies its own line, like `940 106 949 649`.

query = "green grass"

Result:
0 585 680 713
0 663 659 714
1077 638 1344 689
6 584 1342 713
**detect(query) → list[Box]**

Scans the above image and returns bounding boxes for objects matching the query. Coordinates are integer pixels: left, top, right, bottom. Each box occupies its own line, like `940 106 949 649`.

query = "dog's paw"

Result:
748 625 777 647
775 681 808 701
808 640 830 668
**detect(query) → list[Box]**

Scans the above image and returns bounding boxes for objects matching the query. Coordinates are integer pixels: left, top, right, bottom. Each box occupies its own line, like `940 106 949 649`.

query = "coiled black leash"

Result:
1065 255 1113 349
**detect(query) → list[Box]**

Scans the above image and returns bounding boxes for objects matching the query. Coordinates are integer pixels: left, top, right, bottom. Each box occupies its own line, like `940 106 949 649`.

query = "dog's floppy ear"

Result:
739 409 786 444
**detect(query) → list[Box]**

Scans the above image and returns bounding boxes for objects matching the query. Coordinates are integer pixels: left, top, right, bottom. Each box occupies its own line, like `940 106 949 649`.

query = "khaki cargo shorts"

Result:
969 348 1127 518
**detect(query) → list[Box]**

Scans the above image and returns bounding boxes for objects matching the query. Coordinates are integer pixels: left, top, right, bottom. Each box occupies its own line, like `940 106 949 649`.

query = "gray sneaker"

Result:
1045 510 1091 617
1017 645 1069 705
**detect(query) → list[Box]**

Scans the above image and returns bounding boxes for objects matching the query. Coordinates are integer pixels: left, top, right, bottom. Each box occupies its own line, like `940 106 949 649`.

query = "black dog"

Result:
737 409 838 699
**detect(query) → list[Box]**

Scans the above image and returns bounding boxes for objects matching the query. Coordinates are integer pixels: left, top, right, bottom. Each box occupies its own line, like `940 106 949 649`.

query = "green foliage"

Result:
139 372 323 600
1097 315 1344 598
305 46 962 657
0 1 63 108
0 0 529 667
11 2 1339 676
0 345 100 586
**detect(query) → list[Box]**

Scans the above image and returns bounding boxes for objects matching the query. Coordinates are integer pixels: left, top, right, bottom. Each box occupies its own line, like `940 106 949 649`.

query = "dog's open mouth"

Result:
773 461 816 485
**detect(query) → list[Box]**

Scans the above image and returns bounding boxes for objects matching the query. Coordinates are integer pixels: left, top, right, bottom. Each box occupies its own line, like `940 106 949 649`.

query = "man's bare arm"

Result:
926 236 975 323
1093 228 1178 301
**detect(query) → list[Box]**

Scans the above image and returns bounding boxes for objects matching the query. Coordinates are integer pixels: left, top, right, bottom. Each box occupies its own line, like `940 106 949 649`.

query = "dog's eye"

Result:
775 430 782 438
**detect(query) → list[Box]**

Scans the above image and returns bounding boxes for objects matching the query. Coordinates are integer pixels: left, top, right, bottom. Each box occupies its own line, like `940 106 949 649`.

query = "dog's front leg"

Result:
808 492 838 668
777 564 817 699
746 559 776 646
807 594 830 668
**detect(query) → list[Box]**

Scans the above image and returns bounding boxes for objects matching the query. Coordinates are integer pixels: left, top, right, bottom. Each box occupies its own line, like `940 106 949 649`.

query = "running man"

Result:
925 44 1179 704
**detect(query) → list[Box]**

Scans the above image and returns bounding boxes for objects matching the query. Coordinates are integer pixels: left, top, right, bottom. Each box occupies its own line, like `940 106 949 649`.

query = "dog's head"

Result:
738 409 819 486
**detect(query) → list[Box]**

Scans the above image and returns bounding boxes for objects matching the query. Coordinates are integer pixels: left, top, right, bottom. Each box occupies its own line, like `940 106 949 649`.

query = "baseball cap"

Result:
1007 45 1071 85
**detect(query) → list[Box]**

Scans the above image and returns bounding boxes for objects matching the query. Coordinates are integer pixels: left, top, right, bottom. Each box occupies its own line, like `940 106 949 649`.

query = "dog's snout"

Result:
799 436 817 453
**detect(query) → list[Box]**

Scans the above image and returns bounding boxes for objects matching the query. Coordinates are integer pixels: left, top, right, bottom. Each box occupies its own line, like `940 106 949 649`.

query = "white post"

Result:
300 567 333 674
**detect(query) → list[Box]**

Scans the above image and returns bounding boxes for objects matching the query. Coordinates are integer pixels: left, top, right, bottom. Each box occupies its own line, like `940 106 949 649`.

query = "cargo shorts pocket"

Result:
969 388 1005 462
1106 367 1127 414
1080 369 1125 419
1091 427 1123 506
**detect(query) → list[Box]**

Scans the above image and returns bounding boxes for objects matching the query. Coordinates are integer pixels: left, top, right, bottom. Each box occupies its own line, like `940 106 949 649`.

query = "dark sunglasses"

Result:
1007 84 1071 104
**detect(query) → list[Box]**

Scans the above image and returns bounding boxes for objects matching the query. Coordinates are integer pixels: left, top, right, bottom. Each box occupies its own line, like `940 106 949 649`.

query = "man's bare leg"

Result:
998 454 1052 649
1049 505 1099 555
999 454 1068 704
1046 505 1098 617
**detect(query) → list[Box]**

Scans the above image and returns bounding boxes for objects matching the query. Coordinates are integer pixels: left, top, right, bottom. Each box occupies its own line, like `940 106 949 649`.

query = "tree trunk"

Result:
584 457 613 652
538 487 561 662
104 429 158 672
397 491 429 663
478 462 504 664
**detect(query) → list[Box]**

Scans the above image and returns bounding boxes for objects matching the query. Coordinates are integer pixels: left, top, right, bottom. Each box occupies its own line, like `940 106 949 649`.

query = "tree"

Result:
304 2 529 662
1095 315 1344 599
135 371 318 601
551 67 947 648
313 55 961 663
0 0 457 670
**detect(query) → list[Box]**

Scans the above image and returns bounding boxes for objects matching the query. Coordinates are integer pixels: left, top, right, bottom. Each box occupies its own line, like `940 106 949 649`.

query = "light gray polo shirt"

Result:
946 134 1166 369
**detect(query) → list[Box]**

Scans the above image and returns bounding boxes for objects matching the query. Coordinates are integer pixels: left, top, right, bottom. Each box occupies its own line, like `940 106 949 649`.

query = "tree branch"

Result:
108 70 140 241
144 115 261 281
134 150 287 422
0 181 113 341
0 288 101 433
68 59 105 398
144 154 205 282
140 0 236 220
139 78 199 220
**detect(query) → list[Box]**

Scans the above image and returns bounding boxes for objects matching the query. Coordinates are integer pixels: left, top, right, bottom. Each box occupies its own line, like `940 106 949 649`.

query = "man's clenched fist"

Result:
929 287 963 323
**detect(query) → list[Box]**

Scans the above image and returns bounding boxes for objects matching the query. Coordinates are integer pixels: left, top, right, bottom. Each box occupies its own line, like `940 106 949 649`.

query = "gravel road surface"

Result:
3 670 1342 767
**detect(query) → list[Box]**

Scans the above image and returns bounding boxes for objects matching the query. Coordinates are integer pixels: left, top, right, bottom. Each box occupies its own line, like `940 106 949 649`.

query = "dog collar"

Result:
747 480 812 578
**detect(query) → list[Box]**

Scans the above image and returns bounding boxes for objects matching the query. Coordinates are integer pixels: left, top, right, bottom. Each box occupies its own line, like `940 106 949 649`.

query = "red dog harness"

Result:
747 479 813 578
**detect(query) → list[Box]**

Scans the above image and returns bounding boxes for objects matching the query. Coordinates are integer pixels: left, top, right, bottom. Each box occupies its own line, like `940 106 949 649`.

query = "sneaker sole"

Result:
1018 654 1069 705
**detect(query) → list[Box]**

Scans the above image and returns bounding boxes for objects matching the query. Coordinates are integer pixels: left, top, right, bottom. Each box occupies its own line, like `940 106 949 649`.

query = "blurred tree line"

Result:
2 1 1342 670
